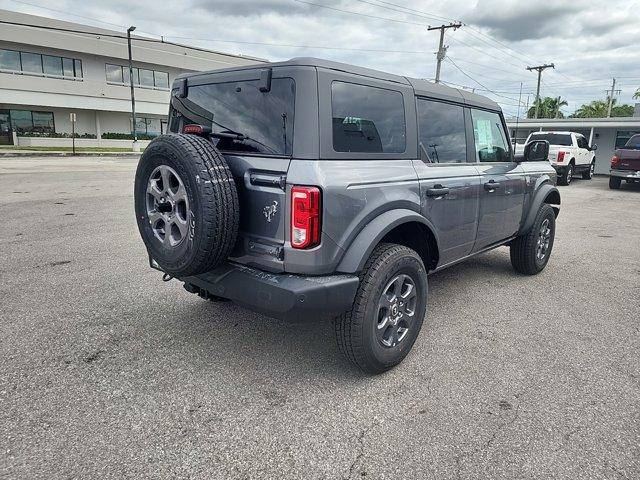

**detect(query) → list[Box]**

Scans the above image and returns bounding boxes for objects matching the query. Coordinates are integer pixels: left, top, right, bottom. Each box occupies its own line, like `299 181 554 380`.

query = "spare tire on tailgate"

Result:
134 134 239 277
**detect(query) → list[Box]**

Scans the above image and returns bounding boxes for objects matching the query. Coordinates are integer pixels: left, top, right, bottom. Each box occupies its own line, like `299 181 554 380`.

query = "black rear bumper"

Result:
179 263 359 321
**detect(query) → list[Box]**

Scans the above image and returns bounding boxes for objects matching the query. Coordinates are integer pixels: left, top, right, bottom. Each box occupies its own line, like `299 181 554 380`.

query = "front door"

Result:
413 98 481 267
469 108 525 250
0 110 11 145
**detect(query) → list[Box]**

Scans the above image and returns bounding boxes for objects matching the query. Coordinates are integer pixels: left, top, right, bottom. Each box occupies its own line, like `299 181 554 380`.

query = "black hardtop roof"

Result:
179 57 500 111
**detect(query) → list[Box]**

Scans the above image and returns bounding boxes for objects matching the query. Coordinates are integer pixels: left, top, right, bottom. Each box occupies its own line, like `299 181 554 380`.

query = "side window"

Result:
577 136 588 149
331 81 406 153
416 98 466 163
470 109 510 163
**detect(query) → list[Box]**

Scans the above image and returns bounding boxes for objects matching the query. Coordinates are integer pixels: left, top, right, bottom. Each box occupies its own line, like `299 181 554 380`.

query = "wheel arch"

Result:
519 183 561 234
336 209 440 274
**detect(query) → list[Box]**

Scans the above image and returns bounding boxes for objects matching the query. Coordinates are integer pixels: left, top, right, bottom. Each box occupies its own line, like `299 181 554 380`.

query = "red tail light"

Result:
557 151 565 162
183 124 209 136
611 155 620 168
291 186 321 249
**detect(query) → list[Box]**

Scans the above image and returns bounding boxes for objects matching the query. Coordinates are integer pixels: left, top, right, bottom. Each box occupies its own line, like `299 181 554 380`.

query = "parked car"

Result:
134 58 561 374
610 133 640 189
524 131 597 185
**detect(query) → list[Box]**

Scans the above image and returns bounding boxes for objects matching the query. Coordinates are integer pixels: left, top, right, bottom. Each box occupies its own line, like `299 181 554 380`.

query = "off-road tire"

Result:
510 203 556 275
558 162 574 186
334 243 428 374
582 160 595 180
609 176 622 189
134 134 239 277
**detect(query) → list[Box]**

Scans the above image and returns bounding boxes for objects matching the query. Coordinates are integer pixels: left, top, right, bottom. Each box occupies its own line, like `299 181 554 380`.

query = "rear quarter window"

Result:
331 81 406 154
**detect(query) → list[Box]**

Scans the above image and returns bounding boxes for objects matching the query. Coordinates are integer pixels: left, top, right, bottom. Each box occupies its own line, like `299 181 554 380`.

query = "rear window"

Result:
331 81 406 153
624 134 640 149
529 133 572 146
172 77 295 155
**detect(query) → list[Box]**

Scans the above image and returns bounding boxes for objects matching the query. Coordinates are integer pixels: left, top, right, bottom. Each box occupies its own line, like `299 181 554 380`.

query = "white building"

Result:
507 117 640 174
0 9 264 148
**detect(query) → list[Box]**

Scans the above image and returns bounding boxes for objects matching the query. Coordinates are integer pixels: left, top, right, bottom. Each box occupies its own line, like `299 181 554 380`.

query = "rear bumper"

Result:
610 169 640 180
179 262 359 321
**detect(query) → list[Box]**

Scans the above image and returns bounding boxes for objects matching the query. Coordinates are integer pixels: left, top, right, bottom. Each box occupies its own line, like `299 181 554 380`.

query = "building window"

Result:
138 69 155 87
0 49 20 71
0 49 82 79
20 52 42 74
132 117 162 137
42 55 63 76
9 110 55 134
105 63 169 90
615 130 640 148
106 63 123 83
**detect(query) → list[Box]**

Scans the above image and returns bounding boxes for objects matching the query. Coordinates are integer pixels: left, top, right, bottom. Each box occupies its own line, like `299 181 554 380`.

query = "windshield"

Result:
171 77 295 155
529 133 572 146
624 134 640 149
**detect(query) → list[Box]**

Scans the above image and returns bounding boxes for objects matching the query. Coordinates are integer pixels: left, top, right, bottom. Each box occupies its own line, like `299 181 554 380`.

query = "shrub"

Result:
18 132 97 139
101 132 156 140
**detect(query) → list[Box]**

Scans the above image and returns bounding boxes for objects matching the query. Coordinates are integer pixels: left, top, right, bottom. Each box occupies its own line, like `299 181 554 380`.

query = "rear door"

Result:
470 108 526 250
412 98 481 266
169 67 303 272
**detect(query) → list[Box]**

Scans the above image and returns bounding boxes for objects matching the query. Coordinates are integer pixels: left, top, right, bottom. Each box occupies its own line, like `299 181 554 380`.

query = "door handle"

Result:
426 185 450 197
484 181 501 191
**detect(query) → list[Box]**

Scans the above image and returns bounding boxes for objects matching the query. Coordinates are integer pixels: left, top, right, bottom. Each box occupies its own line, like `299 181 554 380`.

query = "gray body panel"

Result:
169 57 559 281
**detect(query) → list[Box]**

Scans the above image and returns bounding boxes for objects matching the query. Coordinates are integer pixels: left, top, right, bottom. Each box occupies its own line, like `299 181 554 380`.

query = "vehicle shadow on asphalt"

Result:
166 250 518 378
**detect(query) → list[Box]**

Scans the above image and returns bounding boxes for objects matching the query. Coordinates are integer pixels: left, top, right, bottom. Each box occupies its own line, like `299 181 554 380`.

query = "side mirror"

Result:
590 143 598 151
523 139 550 162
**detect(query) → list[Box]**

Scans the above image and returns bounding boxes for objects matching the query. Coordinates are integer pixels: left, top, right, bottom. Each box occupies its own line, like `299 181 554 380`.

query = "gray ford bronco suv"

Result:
134 58 560 374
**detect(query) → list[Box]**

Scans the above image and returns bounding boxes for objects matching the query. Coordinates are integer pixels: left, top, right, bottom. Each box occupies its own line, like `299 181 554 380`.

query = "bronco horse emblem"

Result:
263 200 278 222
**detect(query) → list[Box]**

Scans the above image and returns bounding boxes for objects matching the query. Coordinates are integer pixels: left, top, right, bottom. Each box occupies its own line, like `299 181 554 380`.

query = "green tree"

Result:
527 96 568 118
633 88 640 100
572 97 634 118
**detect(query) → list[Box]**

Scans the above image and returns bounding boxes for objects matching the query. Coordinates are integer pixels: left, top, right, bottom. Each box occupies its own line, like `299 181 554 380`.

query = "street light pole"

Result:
127 26 138 151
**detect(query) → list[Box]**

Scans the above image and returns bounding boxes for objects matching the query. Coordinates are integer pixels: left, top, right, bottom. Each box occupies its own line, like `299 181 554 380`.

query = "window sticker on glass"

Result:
476 119 493 151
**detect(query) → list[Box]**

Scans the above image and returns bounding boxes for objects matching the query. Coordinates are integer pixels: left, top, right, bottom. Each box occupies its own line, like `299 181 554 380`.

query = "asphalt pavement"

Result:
1 156 638 479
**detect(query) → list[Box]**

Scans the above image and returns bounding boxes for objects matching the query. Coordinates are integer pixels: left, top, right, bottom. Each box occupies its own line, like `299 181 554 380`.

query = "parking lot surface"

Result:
1 156 639 479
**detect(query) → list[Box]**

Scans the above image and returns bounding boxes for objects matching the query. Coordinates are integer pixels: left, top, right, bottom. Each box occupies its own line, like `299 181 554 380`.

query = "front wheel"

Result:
334 243 427 374
510 204 556 275
582 160 595 180
609 176 622 189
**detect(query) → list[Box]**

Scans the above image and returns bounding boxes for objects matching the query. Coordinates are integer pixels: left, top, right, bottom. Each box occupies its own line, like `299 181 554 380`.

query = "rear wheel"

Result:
558 162 574 186
510 204 556 275
334 243 427 374
582 160 595 180
609 176 622 189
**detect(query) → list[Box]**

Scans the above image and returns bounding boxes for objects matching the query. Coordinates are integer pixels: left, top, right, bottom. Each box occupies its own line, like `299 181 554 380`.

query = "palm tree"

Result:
527 96 568 119
572 98 634 118
634 88 640 100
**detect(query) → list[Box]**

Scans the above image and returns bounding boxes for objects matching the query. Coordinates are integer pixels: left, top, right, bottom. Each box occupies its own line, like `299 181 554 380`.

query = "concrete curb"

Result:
0 151 141 158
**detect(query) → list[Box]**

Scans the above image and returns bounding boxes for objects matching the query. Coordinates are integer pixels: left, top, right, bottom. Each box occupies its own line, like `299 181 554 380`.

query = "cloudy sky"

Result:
2 0 639 117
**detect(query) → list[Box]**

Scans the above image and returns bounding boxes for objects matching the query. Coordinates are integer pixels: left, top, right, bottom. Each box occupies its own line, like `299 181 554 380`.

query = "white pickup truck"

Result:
519 131 597 185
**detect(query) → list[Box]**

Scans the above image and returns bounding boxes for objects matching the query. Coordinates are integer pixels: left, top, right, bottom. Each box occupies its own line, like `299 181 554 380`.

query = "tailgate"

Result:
225 154 290 272
617 149 640 171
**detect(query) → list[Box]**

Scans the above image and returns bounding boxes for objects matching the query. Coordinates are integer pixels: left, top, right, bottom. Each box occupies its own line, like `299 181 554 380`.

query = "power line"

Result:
292 0 426 26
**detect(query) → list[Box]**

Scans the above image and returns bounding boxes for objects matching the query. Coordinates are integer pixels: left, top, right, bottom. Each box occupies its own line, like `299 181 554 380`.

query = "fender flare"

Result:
336 209 439 274
519 183 561 235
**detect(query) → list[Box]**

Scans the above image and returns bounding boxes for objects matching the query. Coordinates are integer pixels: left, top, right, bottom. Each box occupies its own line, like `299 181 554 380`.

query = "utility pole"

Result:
526 63 555 119
605 78 621 117
428 22 462 83
127 26 139 151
